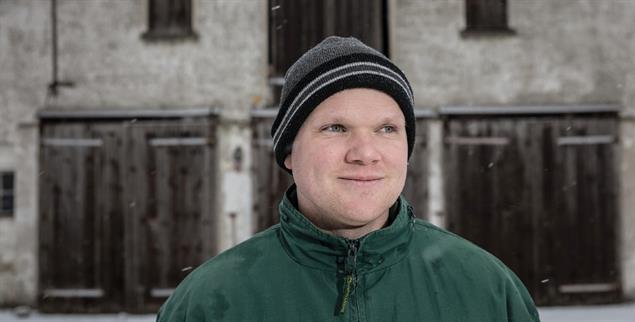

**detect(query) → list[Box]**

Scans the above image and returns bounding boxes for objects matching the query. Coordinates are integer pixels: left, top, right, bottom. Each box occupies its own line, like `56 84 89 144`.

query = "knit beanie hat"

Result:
271 36 415 171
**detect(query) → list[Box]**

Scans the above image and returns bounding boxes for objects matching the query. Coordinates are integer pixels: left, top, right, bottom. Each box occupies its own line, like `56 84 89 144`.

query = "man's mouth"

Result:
339 176 384 184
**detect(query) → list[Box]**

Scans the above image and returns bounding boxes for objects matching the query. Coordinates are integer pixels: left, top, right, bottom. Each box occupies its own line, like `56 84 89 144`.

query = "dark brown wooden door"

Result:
39 123 124 312
444 115 620 305
121 120 217 312
269 0 387 104
39 119 217 312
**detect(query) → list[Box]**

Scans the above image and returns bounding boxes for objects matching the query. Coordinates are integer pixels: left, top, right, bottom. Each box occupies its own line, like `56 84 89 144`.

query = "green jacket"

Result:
157 188 540 322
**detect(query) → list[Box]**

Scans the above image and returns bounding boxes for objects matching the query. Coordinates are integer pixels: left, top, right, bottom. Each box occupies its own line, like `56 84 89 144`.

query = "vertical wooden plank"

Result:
98 122 125 311
403 117 428 219
203 119 218 257
121 121 143 311
443 119 458 233
524 118 547 304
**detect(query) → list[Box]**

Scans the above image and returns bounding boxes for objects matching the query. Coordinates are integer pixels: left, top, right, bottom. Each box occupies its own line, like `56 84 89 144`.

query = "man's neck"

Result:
301 210 389 240
288 192 399 240
321 212 389 240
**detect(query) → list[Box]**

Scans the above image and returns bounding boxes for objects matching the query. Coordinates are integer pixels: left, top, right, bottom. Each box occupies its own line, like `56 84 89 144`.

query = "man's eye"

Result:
323 124 346 133
380 125 397 133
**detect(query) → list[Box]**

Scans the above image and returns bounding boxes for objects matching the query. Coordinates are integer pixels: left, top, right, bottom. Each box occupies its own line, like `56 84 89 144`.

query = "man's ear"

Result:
284 154 293 170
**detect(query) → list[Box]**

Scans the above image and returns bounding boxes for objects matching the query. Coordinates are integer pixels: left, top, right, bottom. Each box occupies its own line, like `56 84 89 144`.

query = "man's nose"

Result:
344 132 381 165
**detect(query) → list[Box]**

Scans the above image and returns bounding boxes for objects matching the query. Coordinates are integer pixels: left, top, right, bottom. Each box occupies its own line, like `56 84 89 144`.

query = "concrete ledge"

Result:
440 105 622 116
37 107 220 120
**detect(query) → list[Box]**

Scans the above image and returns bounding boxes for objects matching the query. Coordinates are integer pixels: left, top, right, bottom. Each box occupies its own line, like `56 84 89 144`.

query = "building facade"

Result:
0 0 633 311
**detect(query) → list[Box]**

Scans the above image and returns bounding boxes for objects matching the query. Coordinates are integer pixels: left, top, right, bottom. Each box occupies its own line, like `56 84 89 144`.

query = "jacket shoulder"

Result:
412 218 499 261
410 219 540 321
156 225 283 322
411 218 517 275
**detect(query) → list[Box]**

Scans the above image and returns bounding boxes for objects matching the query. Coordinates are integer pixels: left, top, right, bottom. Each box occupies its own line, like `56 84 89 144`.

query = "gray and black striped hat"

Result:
271 36 415 171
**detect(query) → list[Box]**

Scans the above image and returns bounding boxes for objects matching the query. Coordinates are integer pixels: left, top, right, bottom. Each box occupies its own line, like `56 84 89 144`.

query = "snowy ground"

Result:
0 303 633 321
0 312 154 322
538 303 635 322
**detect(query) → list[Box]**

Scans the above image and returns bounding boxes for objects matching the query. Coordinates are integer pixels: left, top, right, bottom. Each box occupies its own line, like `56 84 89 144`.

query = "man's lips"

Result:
338 176 384 182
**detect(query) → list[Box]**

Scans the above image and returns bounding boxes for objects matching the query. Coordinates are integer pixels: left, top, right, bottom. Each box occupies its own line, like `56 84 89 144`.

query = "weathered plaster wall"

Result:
0 126 39 306
392 0 633 108
47 0 269 113
0 0 51 305
0 0 50 142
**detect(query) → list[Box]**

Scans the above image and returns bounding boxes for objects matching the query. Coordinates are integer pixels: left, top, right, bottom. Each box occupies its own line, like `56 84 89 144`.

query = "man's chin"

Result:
334 184 385 197
337 204 390 224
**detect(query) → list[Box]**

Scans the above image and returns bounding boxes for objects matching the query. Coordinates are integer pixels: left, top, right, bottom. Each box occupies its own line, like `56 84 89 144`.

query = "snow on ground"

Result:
538 303 635 322
0 312 155 322
0 303 633 321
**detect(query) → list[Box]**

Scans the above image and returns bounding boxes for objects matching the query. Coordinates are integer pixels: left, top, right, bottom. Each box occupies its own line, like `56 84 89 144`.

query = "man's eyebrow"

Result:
378 116 405 124
316 116 345 123
315 113 404 124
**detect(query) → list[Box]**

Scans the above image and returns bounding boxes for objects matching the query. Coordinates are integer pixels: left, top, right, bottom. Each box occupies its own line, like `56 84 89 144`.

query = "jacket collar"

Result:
277 185 415 273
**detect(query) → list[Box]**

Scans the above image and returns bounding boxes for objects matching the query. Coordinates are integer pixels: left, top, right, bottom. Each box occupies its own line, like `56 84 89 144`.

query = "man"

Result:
157 36 540 321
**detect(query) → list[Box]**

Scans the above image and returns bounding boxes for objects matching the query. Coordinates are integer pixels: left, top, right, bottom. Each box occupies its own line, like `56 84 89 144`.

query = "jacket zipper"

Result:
339 239 359 315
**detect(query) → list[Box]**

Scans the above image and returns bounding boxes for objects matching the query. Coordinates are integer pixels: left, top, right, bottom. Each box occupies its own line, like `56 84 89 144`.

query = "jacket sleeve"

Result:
156 279 231 322
504 267 541 322
156 295 186 322
155 280 199 322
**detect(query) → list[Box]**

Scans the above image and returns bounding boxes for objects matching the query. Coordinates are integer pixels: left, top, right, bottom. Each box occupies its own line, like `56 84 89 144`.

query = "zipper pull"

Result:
339 274 354 314
338 240 360 314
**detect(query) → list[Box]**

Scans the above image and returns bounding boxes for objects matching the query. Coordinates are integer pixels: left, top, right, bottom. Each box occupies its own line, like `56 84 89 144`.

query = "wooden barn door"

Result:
540 117 620 304
444 115 620 305
39 118 217 312
39 123 125 312
445 118 541 301
121 120 217 312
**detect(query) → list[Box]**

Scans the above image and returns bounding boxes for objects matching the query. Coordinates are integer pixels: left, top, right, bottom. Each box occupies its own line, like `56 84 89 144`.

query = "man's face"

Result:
284 88 408 236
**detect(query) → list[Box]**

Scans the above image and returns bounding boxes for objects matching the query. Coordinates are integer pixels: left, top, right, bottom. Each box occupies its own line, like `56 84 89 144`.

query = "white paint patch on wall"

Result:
216 119 253 253
426 120 445 228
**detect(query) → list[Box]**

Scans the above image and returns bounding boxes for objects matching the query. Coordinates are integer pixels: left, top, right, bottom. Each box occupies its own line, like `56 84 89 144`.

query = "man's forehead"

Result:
311 94 404 121
315 108 404 121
